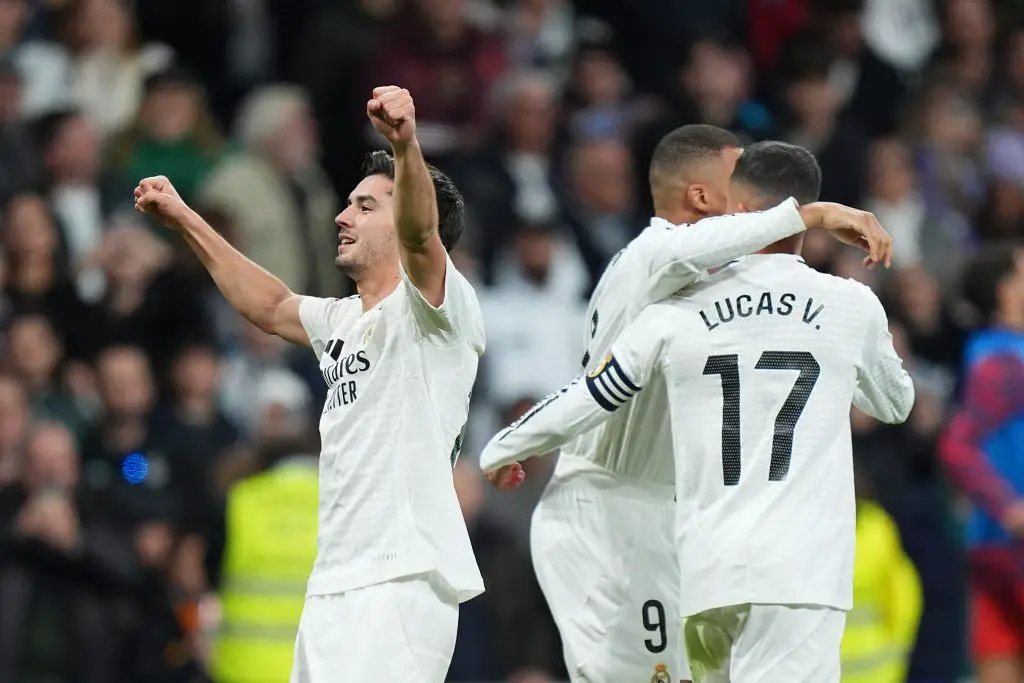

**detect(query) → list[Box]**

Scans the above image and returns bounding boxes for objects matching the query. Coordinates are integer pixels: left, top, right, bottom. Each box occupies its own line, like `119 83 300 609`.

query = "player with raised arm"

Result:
135 86 483 683
481 141 914 683
483 127 892 683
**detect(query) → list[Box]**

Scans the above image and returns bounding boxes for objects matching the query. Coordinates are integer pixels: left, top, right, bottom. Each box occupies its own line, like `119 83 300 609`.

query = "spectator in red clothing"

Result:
747 0 809 72
364 0 507 160
940 245 1024 683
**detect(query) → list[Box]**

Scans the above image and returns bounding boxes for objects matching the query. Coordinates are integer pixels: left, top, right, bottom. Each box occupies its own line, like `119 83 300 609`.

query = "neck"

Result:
176 396 215 424
54 168 98 187
794 116 834 141
699 99 739 128
354 268 401 312
654 206 704 227
107 283 146 315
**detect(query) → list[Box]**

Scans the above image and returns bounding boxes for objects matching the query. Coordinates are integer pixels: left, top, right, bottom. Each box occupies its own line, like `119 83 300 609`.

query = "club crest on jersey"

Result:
362 323 375 345
588 353 612 378
651 663 671 683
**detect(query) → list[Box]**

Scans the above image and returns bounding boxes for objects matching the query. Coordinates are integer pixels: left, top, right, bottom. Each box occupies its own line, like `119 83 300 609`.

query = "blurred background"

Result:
0 0 1021 681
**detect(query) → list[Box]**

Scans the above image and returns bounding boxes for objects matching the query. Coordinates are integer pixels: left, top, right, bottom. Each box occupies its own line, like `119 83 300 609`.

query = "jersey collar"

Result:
649 216 678 230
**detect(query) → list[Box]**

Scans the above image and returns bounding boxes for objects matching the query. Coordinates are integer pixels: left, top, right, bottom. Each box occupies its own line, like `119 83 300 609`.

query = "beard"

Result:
334 235 396 277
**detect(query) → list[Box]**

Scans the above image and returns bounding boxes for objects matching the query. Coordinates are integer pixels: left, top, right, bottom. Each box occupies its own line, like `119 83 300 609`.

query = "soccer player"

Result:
484 128 893 683
135 86 483 682
482 141 915 683
940 247 1024 683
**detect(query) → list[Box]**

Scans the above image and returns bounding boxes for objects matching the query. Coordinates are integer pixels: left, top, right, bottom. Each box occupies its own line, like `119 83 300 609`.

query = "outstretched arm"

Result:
134 176 308 346
642 200 893 306
481 307 666 482
368 86 448 307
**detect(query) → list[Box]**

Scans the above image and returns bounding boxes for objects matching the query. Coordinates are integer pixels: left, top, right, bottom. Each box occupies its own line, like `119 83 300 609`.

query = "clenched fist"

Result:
367 86 416 147
133 175 192 231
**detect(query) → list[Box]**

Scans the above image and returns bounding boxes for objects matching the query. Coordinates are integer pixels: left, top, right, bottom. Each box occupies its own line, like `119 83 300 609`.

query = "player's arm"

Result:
368 86 447 307
134 176 309 346
642 200 892 304
480 308 666 477
939 355 1024 526
852 294 915 423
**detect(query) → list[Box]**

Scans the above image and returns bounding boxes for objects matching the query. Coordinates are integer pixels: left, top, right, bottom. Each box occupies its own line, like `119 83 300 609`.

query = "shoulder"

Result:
205 153 267 183
301 295 360 327
228 472 268 503
806 270 885 316
625 223 674 254
839 276 885 309
19 41 71 64
137 43 175 73
630 299 688 337
398 259 486 351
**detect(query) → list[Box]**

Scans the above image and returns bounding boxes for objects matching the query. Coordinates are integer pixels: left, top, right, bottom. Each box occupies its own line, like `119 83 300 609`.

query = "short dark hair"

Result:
962 245 1021 320
648 124 742 187
361 150 465 251
730 141 822 206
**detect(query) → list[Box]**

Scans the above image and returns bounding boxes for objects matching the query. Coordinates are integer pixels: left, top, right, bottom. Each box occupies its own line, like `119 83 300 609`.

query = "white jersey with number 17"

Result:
482 254 914 615
555 199 808 485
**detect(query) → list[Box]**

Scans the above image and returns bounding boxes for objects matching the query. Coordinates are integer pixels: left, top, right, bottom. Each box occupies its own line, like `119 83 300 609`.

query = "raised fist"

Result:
133 175 191 231
367 86 416 146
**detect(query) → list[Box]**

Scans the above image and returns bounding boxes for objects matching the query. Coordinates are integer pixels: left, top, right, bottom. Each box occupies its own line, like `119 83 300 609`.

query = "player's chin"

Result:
334 250 358 271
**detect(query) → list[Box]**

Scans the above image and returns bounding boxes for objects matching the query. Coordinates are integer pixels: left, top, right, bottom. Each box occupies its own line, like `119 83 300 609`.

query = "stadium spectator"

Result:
62 0 174 139
199 85 344 298
365 0 507 158
35 108 133 301
108 67 227 208
0 421 135 683
841 473 922 683
942 246 1024 683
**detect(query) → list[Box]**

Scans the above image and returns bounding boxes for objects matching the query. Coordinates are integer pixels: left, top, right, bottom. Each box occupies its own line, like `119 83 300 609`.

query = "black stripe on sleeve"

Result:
585 355 642 412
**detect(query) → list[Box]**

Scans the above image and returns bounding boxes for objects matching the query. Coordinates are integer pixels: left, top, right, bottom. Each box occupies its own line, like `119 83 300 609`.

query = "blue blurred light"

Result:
122 453 149 485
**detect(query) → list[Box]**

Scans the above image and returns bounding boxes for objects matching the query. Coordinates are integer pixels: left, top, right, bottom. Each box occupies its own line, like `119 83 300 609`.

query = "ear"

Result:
687 183 712 215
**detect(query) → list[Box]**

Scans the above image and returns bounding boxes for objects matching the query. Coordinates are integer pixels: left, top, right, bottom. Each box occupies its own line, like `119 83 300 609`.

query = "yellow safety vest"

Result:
211 460 319 683
841 500 922 683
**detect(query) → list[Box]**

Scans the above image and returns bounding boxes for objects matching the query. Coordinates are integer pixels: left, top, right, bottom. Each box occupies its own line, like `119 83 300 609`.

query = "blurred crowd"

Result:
0 0 1021 681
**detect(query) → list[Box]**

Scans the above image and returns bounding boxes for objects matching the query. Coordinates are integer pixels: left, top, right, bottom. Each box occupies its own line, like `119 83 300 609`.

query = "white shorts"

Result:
531 477 687 682
290 573 459 683
683 604 845 683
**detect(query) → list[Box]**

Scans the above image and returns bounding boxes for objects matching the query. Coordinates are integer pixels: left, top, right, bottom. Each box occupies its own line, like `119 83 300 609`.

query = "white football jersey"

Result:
481 254 914 615
299 255 485 601
553 199 808 485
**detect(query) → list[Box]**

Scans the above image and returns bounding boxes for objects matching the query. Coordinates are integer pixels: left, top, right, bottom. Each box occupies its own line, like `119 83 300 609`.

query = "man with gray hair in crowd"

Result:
199 85 345 298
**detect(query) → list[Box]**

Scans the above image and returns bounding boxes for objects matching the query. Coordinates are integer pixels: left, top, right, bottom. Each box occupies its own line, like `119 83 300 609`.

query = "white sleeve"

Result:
852 291 916 423
298 296 359 359
641 198 806 304
401 253 485 352
479 307 664 471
